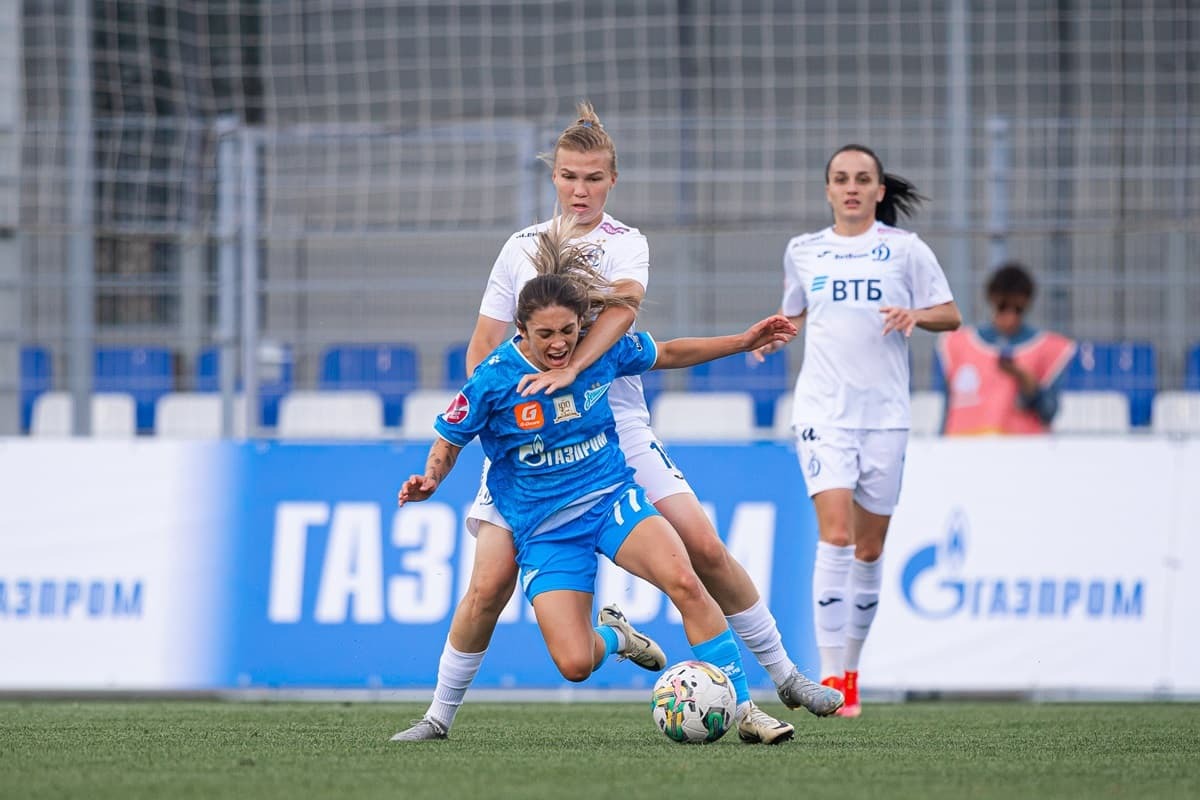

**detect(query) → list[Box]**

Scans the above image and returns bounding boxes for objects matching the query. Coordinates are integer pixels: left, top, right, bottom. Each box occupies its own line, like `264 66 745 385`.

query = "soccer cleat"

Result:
597 603 667 672
389 717 448 742
837 670 861 718
776 666 845 717
736 702 795 745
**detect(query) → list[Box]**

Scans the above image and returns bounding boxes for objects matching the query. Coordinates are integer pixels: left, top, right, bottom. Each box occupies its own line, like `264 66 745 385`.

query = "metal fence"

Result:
5 0 1198 436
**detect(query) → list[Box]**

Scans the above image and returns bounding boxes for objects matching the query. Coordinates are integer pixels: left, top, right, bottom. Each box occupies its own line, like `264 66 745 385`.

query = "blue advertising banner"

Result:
219 440 819 691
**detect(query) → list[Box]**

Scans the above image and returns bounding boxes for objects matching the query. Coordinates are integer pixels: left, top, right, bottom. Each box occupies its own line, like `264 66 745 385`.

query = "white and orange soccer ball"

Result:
650 660 736 744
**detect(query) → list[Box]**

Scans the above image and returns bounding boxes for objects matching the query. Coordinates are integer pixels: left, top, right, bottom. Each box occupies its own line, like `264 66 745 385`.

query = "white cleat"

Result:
736 702 795 745
596 603 667 672
389 717 448 742
776 667 845 717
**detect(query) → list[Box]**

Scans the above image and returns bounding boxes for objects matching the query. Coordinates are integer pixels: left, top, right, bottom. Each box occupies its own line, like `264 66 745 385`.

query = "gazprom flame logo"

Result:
900 510 969 619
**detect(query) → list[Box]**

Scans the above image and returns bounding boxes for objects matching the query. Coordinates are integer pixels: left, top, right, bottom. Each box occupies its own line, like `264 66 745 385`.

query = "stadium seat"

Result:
650 391 756 441
910 390 945 437
929 350 947 394
20 345 52 433
196 344 293 428
1063 341 1156 427
444 342 469 388
1051 390 1131 434
93 346 174 432
399 389 457 440
772 392 794 438
687 351 789 428
155 392 248 438
277 390 385 439
320 343 419 427
1151 391 1200 436
1186 343 1200 391
30 391 137 438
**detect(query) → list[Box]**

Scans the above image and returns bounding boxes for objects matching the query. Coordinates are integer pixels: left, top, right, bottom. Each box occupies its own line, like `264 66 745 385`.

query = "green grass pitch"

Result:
1 700 1197 799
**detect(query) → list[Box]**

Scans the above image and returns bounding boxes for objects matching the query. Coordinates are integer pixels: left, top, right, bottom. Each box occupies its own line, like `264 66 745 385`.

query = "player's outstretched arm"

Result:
398 438 463 506
653 314 798 371
752 310 806 362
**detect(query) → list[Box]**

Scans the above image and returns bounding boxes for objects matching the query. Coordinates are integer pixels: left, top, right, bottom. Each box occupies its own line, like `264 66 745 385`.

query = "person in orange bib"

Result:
937 262 1076 435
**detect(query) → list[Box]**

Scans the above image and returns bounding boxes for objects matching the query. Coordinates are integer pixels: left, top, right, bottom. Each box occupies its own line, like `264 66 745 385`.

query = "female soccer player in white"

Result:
392 104 841 744
756 144 962 717
397 224 799 740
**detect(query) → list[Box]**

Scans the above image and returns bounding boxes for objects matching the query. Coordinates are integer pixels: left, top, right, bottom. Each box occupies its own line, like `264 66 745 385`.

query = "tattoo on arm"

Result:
426 441 459 484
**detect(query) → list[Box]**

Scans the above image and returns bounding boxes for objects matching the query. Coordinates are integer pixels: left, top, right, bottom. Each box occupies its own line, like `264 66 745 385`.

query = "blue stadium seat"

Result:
93 346 174 432
687 351 789 428
444 342 469 389
1063 340 1157 427
930 349 947 394
196 345 294 428
320 344 419 427
20 345 52 433
1186 342 1200 391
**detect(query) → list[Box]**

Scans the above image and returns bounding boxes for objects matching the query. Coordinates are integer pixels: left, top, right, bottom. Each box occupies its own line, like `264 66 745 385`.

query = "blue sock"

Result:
691 627 750 704
596 625 620 664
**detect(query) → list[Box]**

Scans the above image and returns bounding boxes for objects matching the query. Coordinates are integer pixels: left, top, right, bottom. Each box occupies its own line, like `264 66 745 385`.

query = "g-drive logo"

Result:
900 510 1143 620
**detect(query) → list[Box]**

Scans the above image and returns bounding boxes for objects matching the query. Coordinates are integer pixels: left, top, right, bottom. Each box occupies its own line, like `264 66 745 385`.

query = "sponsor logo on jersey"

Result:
583 382 611 411
580 243 603 268
599 221 629 235
442 392 470 424
811 276 828 292
518 431 609 468
514 401 544 430
552 394 581 423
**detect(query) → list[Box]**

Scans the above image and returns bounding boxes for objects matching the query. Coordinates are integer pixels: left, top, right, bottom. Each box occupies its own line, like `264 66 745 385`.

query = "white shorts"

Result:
793 424 908 516
464 423 696 535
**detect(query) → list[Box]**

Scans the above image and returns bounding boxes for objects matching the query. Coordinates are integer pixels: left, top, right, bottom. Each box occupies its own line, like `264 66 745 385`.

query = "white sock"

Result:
844 557 883 672
813 541 855 679
426 642 486 729
726 598 795 687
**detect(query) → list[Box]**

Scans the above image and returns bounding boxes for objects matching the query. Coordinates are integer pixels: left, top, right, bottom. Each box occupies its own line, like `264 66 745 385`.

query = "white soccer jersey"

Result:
478 213 651 432
782 222 954 429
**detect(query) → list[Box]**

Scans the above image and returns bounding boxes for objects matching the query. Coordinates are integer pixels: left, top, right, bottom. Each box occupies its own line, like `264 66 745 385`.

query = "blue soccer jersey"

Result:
435 331 659 543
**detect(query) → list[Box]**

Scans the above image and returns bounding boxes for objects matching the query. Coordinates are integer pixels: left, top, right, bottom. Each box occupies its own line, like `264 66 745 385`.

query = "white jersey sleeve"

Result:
781 232 820 316
909 236 955 310
478 228 537 322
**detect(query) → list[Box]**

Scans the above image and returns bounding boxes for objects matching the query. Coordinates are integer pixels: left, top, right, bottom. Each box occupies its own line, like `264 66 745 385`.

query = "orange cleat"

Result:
837 670 861 717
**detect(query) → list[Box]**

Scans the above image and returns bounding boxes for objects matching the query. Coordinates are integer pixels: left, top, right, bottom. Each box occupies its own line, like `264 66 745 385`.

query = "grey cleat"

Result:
776 667 845 717
736 702 795 745
389 717 448 742
597 603 667 672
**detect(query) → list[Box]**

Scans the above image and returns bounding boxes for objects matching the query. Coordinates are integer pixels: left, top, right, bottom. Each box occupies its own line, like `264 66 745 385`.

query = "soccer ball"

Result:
650 660 736 744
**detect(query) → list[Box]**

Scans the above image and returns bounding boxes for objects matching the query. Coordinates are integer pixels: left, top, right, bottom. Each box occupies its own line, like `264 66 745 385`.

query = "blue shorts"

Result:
517 481 659 602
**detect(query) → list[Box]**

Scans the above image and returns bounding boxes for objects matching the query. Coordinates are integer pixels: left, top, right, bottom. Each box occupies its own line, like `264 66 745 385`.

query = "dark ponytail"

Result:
825 143 928 226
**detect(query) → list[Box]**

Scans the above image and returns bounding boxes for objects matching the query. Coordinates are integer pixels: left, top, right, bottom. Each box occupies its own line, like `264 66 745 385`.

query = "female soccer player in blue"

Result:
397 219 799 741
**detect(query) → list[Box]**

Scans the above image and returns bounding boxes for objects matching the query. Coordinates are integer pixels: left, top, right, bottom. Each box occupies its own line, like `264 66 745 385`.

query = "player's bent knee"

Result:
552 653 594 683
460 573 517 621
682 535 730 577
661 569 708 610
